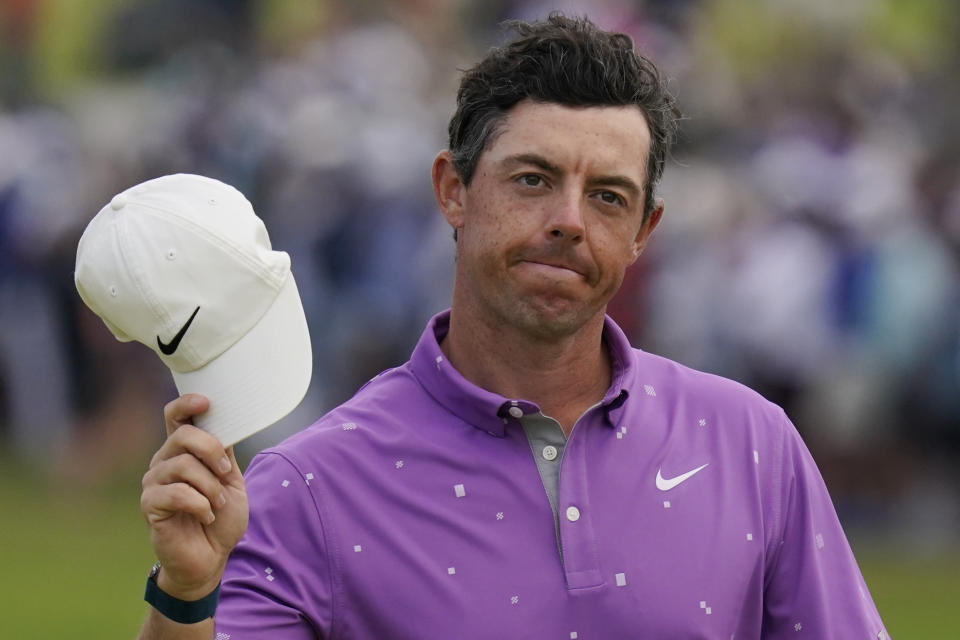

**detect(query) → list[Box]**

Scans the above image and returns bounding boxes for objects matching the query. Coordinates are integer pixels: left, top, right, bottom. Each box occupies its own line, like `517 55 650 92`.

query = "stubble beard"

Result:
485 280 602 343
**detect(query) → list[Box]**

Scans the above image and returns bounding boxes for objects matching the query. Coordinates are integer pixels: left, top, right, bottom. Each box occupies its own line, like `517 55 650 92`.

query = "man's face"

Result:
435 100 662 341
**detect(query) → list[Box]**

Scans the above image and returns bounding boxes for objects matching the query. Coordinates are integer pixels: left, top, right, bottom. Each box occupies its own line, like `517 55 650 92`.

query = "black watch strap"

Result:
144 562 221 624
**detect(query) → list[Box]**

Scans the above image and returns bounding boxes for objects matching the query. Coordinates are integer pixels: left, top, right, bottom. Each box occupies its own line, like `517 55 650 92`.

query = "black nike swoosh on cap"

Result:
157 306 200 356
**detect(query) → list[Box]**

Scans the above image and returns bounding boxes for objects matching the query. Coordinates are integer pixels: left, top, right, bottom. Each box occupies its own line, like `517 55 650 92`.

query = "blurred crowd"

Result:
1 0 957 546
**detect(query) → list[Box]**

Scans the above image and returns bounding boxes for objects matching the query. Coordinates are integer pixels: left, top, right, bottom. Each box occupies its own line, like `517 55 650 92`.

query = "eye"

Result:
517 174 544 187
596 190 625 206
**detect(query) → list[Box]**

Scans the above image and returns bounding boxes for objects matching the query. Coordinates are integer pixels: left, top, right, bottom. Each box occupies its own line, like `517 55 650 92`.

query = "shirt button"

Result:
542 445 558 461
565 506 581 522
508 406 523 419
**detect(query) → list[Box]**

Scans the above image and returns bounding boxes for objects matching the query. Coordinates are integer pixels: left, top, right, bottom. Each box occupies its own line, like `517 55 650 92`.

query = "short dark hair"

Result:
448 13 680 222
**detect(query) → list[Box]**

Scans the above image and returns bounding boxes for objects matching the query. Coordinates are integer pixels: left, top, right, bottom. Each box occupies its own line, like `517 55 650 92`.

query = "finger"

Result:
163 394 210 436
143 453 228 511
141 481 217 526
149 424 232 481
222 446 242 484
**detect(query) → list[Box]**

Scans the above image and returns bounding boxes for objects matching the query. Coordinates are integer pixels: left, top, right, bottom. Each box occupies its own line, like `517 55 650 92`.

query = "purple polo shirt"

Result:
215 310 888 639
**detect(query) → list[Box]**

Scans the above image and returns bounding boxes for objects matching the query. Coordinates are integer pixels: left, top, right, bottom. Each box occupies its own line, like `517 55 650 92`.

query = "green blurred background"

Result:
1 0 958 637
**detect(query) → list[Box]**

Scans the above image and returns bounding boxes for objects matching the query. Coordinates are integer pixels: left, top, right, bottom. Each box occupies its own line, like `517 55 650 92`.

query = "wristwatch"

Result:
144 562 221 624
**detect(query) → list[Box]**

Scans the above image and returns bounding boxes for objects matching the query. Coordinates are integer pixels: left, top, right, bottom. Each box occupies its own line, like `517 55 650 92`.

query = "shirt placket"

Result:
556 412 604 590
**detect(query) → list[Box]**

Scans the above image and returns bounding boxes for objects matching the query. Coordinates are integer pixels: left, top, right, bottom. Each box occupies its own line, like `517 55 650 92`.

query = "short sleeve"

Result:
762 412 889 638
214 452 334 639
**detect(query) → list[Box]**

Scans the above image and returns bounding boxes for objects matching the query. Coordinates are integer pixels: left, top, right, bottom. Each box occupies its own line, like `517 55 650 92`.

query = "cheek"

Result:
593 224 638 269
460 215 513 275
471 199 532 252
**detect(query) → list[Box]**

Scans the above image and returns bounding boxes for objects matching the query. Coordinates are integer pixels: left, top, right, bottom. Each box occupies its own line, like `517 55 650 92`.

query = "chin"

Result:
506 299 596 341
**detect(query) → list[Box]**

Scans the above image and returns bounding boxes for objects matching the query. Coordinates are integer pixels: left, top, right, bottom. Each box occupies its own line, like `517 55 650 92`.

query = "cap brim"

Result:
172 274 312 447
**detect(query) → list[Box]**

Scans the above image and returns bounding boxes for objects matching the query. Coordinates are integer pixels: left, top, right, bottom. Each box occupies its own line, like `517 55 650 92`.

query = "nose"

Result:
546 191 585 243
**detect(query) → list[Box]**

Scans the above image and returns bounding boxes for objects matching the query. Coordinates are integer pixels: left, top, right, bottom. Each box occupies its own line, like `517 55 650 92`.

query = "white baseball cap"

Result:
74 173 312 446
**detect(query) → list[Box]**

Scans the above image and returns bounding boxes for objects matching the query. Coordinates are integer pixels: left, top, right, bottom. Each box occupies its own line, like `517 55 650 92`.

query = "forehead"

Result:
483 101 652 180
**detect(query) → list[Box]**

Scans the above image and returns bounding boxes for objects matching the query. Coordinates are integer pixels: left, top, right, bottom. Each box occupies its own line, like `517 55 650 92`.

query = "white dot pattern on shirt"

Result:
281 479 290 487
328 379 850 629
353 544 362 552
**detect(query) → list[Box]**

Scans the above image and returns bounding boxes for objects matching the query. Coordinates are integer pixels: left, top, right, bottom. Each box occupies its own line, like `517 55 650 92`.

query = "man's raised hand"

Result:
140 394 249 601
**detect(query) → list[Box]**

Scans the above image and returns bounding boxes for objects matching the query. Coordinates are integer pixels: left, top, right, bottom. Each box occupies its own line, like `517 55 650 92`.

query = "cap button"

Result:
110 193 128 210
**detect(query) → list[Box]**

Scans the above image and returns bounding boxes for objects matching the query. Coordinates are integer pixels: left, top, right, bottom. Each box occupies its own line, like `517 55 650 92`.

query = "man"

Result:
138 14 888 639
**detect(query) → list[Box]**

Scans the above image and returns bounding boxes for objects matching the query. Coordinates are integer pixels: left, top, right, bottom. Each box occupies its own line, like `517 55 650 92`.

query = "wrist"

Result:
145 562 221 624
156 566 223 602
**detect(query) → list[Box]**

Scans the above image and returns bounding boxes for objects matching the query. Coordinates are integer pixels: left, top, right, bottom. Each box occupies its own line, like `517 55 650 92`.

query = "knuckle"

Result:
169 483 199 511
186 430 221 461
166 423 190 442
165 424 201 452
140 486 163 519
173 452 210 483
139 487 151 513
168 452 192 472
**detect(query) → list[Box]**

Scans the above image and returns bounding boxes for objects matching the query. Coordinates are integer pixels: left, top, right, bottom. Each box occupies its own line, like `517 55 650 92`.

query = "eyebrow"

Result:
501 152 643 199
501 153 562 176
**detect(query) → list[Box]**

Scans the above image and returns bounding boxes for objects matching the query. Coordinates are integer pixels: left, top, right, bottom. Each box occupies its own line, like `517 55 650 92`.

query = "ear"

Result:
630 197 664 263
432 151 467 233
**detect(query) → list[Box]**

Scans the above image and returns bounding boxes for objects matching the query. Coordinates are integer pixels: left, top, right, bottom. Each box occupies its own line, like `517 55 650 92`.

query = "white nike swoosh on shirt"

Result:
655 463 710 491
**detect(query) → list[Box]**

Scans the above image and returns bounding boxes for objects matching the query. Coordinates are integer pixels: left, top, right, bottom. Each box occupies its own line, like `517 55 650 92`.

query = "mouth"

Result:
519 259 586 279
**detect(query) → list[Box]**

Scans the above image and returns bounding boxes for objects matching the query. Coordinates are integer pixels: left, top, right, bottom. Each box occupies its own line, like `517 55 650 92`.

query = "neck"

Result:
440 305 611 436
